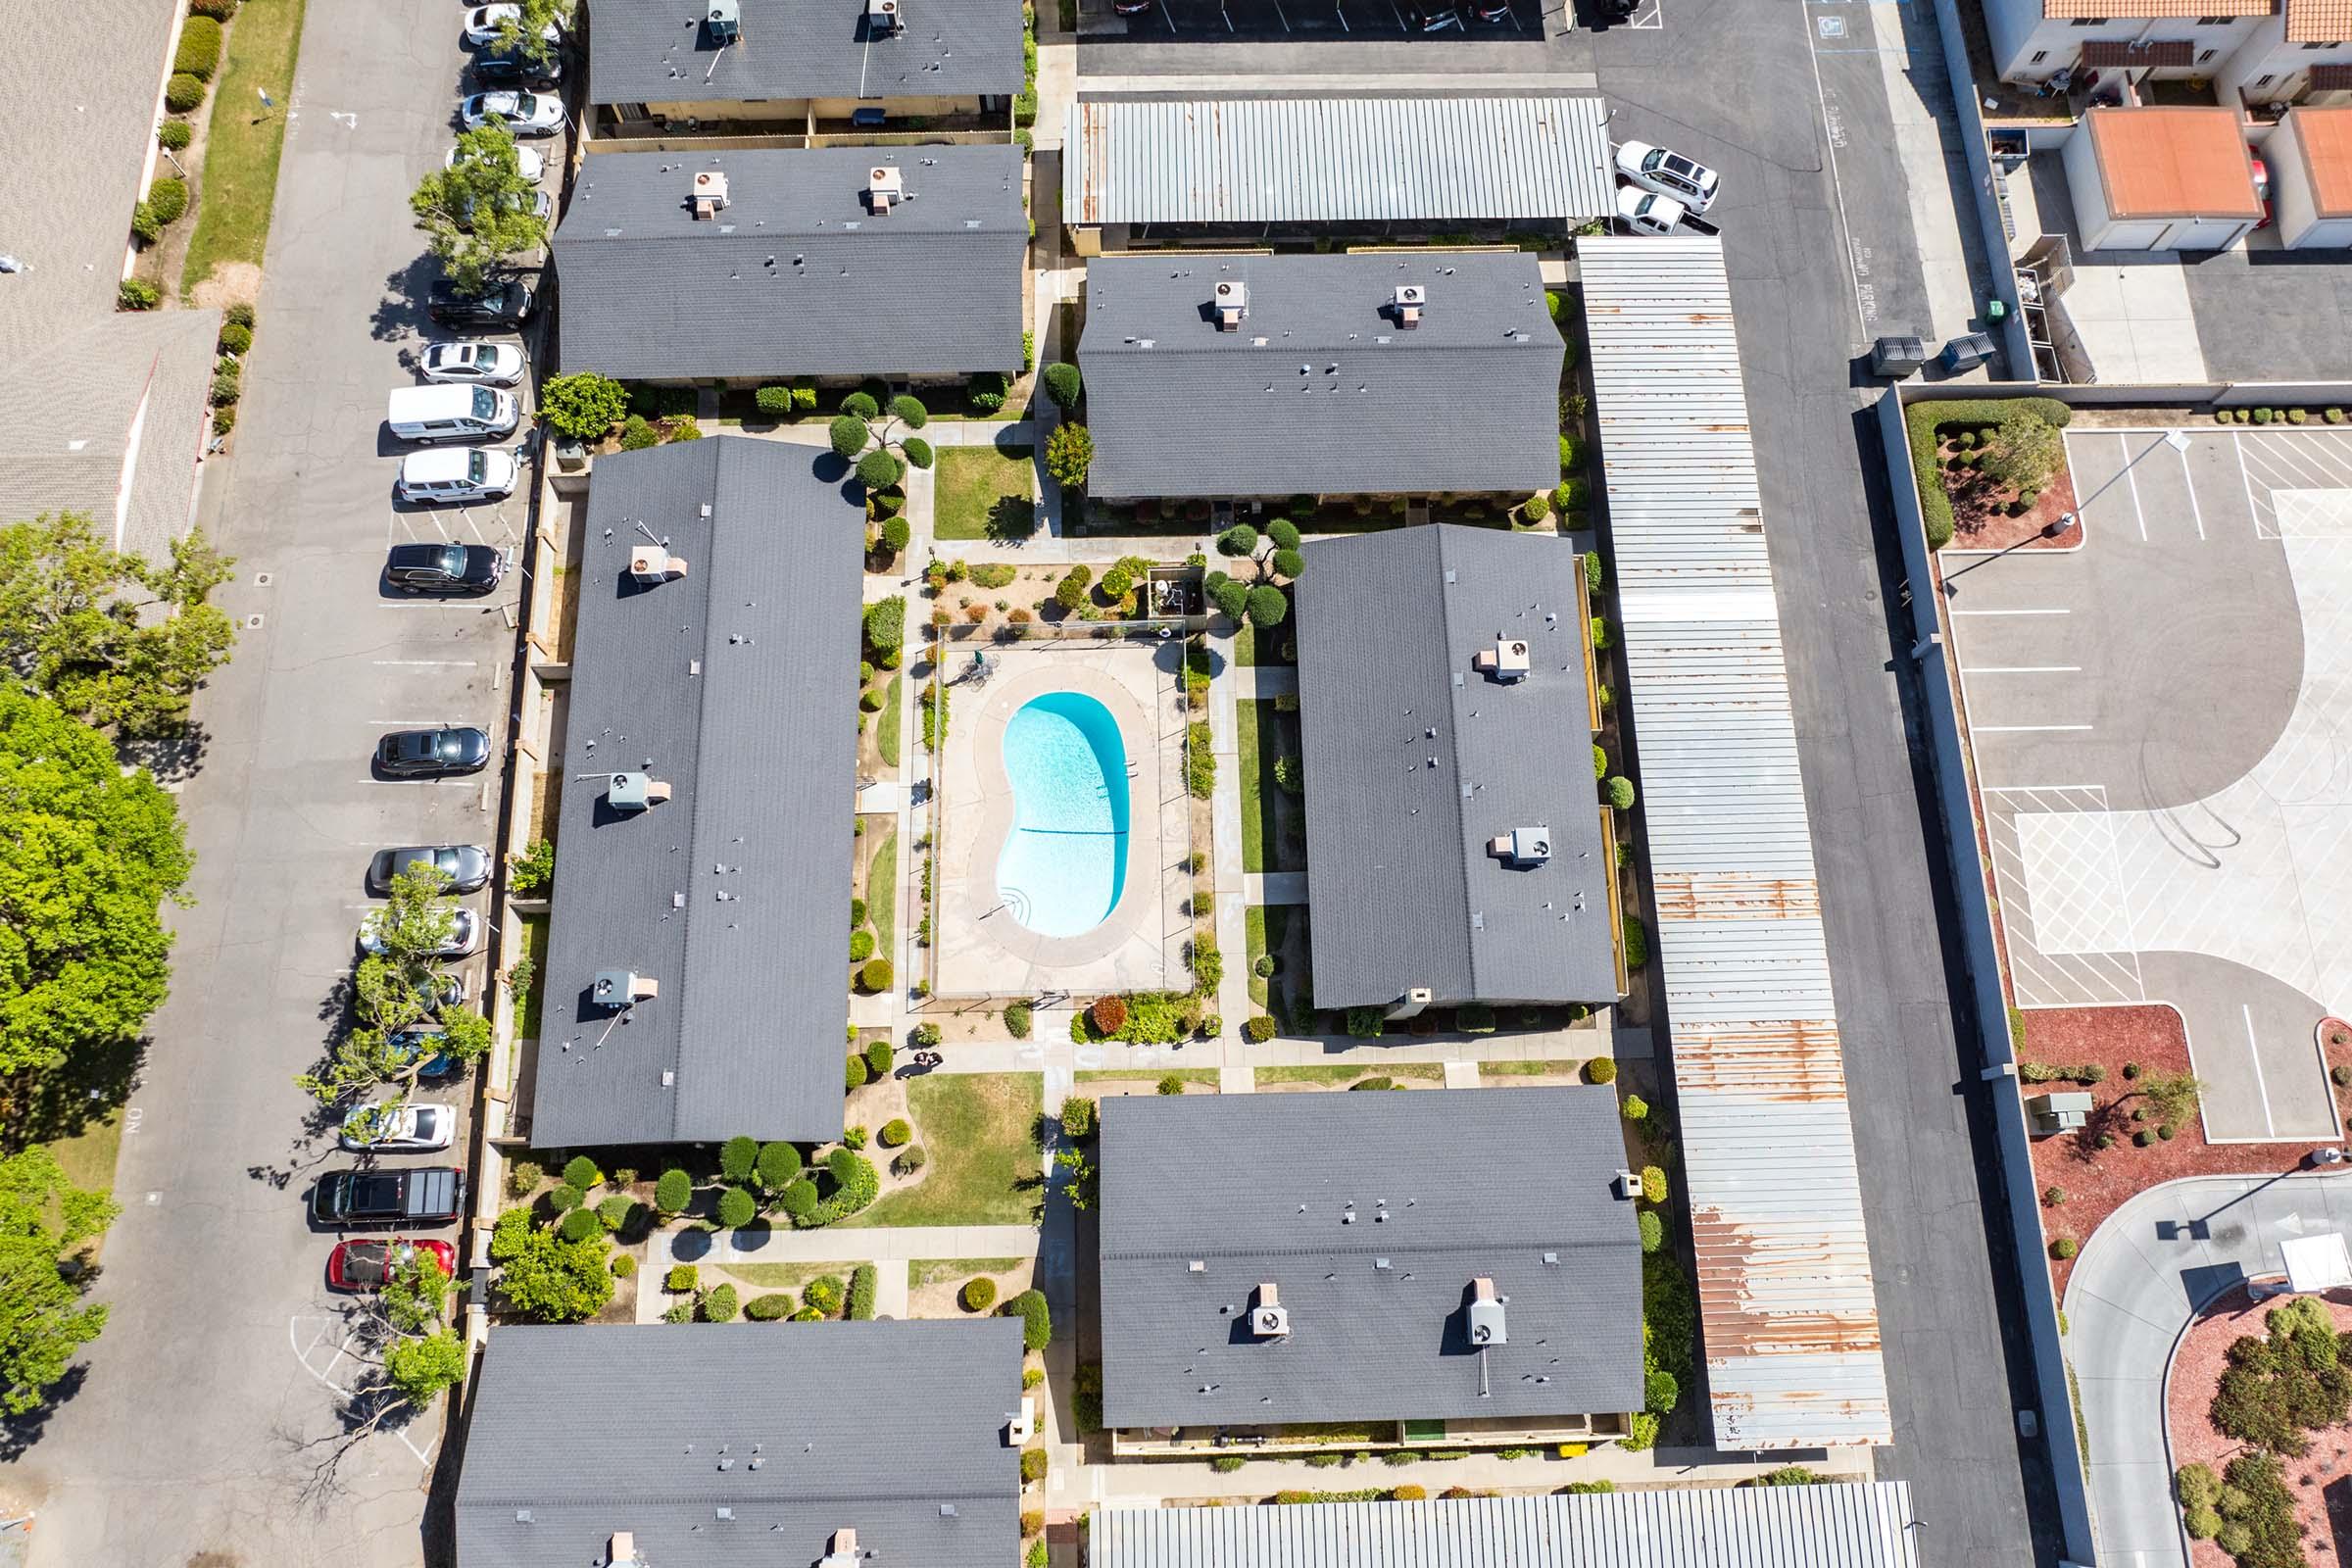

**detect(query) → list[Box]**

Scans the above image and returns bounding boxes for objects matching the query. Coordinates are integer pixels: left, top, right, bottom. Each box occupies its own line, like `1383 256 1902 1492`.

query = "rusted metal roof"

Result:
1577 236 1892 1451
1060 95 1613 228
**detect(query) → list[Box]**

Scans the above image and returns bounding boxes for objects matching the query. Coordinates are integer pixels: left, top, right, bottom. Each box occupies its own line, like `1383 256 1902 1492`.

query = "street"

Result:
11 2 530 1563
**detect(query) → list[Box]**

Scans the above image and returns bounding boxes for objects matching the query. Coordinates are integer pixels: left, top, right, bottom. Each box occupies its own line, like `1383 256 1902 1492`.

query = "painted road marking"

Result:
2180 440 2207 541
2245 1004 2277 1138
2122 434 2148 542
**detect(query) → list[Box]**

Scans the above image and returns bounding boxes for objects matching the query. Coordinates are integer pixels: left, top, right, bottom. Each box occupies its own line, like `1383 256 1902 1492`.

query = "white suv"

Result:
1615 141 1720 217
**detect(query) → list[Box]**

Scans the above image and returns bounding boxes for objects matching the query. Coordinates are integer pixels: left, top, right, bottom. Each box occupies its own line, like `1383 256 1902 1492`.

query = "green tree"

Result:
1980 410 2064 495
1045 422 1094 489
1244 585 1288 629
0 1147 118 1413
296 862 469 1106
410 122 548 295
539 372 627 440
0 690 191 1121
494 1224 614 1322
382 1330 466 1408
492 0 573 72
0 513 236 737
1042 362 1082 411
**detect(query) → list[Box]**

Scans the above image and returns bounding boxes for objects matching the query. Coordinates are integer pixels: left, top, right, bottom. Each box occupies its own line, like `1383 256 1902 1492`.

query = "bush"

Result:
1638 1209 1664 1252
1640 1165 1667 1204
1055 565 1093 612
961 1276 999 1311
1209 576 1250 620
1156 1073 1186 1096
618 415 661 451
1391 1484 1428 1501
719 1135 759 1182
860 957 894 993
1621 915 1648 970
1217 523 1260 557
191 0 240 16
1623 1094 1648 1120
846 1054 869 1090
548 1182 584 1214
1060 1096 1096 1139
1593 744 1608 780
850 928 876 961
176 17 223 78
1456 1004 1496 1034
755 384 799 417
895 1144 926 1174
157 122 195 162
165 72 206 112
541 372 628 440
1004 1288 1053 1350
1585 1056 1617 1085
1045 421 1094 489
2043 1186 2067 1206
211 367 241 406
848 1262 878 1321
654 1168 692 1214
220 295 254 325
1246 585 1290 629
562 1154 603 1193
702 1284 740 1323
218 320 252 357
878 516 911 556
556 1207 602 1242
744 1292 795 1321
1005 1002 1033 1039
969 371 1009 413
879 1118 911 1148
145 175 190 228
756 1141 801 1194
1606 775 1636 810
1644 1368 1679 1412
131 203 162 245
715 1187 759 1229
2049 1236 2078 1259
1523 489 1552 523
596 1194 635 1233
1244 1015 1276 1043
1021 1446 1048 1484
1905 398 2073 549
1339 1007 1382 1040
798 1274 845 1317
611 1251 638 1279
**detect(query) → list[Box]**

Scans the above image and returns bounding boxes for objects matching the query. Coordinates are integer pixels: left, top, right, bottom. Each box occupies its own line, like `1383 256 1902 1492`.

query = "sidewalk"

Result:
1243 871 1305 906
1232 665 1296 700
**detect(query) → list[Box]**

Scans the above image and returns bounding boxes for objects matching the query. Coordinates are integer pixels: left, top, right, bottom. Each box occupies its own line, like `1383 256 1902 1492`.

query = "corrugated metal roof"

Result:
1095 1485 1922 1568
1062 96 1613 227
1577 236 1892 1451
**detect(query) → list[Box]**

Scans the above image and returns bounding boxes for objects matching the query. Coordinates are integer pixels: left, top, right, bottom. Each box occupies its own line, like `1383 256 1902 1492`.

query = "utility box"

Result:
1939 332 1996 373
2026 1091 2093 1137
1868 336 1927 378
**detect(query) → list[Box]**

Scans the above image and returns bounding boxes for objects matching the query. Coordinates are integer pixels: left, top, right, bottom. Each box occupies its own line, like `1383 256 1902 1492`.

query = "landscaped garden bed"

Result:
1904 396 2077 552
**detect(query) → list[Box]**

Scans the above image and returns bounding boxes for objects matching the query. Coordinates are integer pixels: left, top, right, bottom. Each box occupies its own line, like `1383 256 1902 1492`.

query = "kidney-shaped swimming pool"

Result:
996 691 1131 937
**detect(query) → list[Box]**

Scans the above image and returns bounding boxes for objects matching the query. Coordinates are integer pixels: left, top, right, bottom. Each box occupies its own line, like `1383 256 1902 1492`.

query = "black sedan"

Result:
427 277 533 330
386 541 506 595
375 726 492 777
368 844 492 895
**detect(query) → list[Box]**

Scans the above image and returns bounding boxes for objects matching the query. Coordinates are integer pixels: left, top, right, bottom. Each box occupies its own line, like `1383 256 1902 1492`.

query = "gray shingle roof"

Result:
532 437 863 1148
588 0 1024 109
1097 1088 1642 1430
1079 253 1562 500
456 1321 1026 1568
0 0 220 561
1095 1485 1925 1568
1294 526 1616 1010
555 146 1026 379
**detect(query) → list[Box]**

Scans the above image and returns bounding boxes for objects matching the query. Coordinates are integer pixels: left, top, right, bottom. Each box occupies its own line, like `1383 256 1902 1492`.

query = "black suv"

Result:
427 277 534 330
386 541 505 595
312 1166 466 1228
375 726 492 777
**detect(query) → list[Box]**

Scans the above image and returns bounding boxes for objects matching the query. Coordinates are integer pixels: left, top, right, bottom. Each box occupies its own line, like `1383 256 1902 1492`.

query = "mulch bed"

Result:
1936 436 2082 552
2166 1288 2352 1568
2023 1005 2338 1297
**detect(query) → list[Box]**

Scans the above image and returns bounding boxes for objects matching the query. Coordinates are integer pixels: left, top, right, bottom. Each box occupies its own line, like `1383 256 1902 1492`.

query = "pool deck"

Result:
935 641 1189 998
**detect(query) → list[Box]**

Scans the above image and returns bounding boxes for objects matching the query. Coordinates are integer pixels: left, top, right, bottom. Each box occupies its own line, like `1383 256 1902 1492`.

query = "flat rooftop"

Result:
532 436 863 1149
588 0 1024 106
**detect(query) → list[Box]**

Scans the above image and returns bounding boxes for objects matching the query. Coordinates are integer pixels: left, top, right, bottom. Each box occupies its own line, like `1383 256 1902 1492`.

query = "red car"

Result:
327 1237 457 1293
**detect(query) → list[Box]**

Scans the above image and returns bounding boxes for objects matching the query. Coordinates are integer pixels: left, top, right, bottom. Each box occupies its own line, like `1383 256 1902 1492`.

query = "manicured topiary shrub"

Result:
961 1276 998 1311
1271 548 1305 580
846 1054 869 1090
1005 1288 1052 1350
557 1207 602 1242
1005 1002 1032 1038
716 1187 759 1229
175 18 223 78
2050 1236 2078 1259
1607 775 1637 810
851 928 876 961
857 449 903 491
1245 1015 1276 1043
745 1292 795 1320
1217 523 1259 557
563 1155 603 1192
596 1194 635 1232
218 320 252 355
865 1039 893 1078
1043 362 1083 410
1059 1097 1095 1139
704 1284 740 1322
655 1168 693 1214
1586 1056 1617 1084
756 1142 800 1194
860 957 893 993
1621 915 1648 970
165 73 206 113
549 1182 583 1213
1245 585 1288 628
803 1274 846 1316
158 119 194 151
879 1118 911 1148
667 1264 699 1293
612 1251 638 1278
1639 1209 1664 1252
721 1135 759 1182
849 1263 878 1320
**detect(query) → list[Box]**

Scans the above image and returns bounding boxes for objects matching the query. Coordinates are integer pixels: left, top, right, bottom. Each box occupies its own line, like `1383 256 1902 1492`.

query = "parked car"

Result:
384 540 508 597
463 3 562 46
1615 140 1720 216
1614 185 1687 236
370 843 493 895
421 341 524 386
375 726 493 777
339 1101 458 1152
460 90 565 136
456 184 556 230
1470 0 1513 19
474 48 564 88
395 449 519 508
387 1027 466 1083
1111 0 1154 13
388 385 520 444
427 276 534 330
1404 4 1464 27
327 1237 458 1293
414 971 469 1012
359 908 481 960
311 1166 466 1227
446 141 546 183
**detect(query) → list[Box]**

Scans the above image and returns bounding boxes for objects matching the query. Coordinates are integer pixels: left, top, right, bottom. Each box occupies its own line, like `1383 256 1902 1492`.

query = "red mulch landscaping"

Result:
2024 1005 2340 1297
1936 436 2082 552
2166 1289 2352 1568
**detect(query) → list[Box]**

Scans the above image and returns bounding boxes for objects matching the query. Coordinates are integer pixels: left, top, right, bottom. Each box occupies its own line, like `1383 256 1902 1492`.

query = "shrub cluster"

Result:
1004 1288 1052 1350
165 73 206 113
2211 1296 2352 1455
176 17 223 78
1244 1015 1276 1043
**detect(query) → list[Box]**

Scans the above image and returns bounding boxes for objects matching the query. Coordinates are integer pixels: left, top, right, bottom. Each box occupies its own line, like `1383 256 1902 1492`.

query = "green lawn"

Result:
47 1112 122 1199
934 445 1036 540
515 914 549 1038
1255 1062 1445 1085
877 673 904 768
1242 700 1305 872
1246 905 1268 1008
181 0 308 297
848 1073 1042 1228
1479 1059 1573 1077
720 1261 855 1291
865 828 899 960
909 1255 1025 1288
1233 620 1256 667
1071 1067 1218 1086
1237 699 1265 872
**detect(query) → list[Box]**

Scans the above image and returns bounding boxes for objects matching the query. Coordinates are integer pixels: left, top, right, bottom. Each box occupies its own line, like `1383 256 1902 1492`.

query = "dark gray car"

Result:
375 726 492 777
368 844 493 895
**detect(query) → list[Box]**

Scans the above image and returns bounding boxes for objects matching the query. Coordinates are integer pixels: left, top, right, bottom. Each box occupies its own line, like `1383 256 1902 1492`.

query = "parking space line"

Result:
2119 433 2148 543
2244 1004 2277 1138
2178 440 2206 541
1267 0 1291 27
1335 0 1349 27
2234 431 2268 538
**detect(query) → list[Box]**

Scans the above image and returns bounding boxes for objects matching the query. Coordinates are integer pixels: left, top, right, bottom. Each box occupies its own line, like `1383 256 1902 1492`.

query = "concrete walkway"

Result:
2064 1170 2352 1566
1244 871 1306 906
1233 665 1296 700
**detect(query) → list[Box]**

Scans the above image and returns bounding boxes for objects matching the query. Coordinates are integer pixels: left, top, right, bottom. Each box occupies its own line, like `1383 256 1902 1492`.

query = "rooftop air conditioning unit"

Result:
591 969 660 1008
1467 1277 1507 1347
607 770 673 811
1394 283 1426 328
866 165 904 212
1250 1281 1291 1338
1508 826 1552 866
706 0 741 42
868 0 904 33
628 544 689 582
691 169 730 220
816 1528 861 1568
1213 278 1248 332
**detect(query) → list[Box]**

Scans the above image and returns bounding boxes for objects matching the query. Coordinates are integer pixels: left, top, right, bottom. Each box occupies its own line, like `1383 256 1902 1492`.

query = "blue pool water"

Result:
997 692 1131 937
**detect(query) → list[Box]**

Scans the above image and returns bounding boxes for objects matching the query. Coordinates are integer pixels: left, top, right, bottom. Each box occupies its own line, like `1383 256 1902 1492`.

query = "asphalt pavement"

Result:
12 3 534 1563
1085 5 2058 1563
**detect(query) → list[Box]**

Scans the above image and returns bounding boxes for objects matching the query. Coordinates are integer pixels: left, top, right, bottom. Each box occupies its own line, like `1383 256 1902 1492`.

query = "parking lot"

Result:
1948 423 2352 1142
1105 0 1553 41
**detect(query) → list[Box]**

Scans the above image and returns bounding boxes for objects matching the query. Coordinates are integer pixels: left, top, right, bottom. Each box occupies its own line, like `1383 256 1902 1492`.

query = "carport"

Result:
2060 106 2263 251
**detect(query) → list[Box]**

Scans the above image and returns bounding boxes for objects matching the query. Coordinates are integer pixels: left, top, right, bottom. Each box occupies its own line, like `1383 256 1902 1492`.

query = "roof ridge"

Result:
662 440 731 1136
1432 529 1485 997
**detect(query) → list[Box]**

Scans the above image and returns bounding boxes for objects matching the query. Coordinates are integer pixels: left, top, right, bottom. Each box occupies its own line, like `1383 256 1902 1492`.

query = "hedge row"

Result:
1904 398 2071 550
